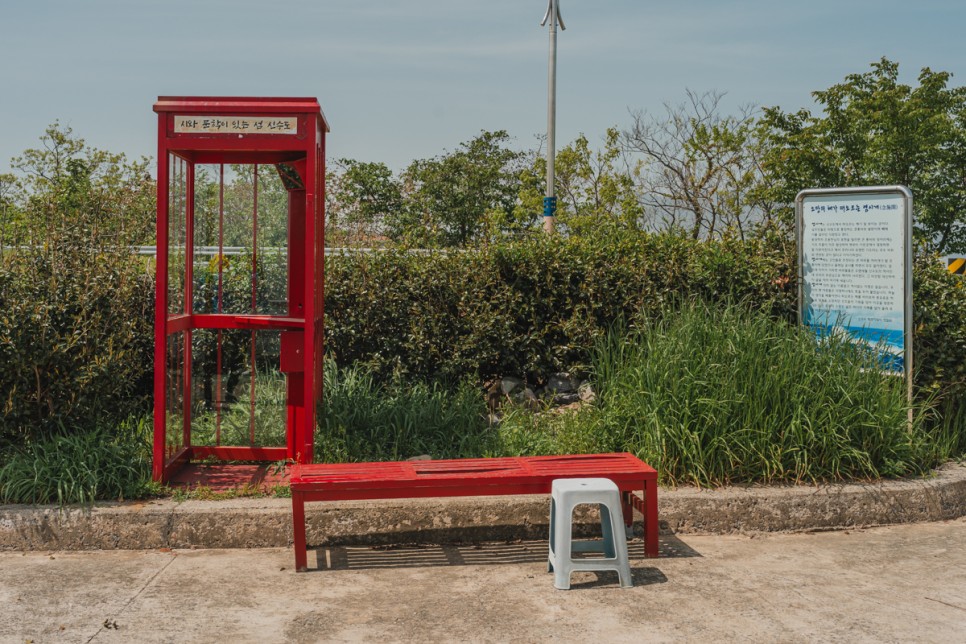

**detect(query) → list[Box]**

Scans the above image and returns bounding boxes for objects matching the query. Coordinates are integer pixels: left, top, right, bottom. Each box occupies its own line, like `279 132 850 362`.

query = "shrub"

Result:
0 239 154 448
324 230 796 385
912 255 966 415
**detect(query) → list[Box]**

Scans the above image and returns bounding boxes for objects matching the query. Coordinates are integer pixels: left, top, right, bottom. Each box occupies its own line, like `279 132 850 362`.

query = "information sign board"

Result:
796 186 913 382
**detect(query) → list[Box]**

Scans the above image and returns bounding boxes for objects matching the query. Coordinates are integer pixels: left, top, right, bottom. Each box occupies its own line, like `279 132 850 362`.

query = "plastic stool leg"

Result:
552 498 576 590
607 498 633 588
600 504 616 559
547 496 556 573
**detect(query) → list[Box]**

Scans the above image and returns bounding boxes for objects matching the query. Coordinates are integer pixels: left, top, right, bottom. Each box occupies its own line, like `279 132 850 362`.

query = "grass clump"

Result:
318 360 493 462
925 397 966 462
590 302 932 486
190 370 288 448
0 416 153 505
314 302 947 487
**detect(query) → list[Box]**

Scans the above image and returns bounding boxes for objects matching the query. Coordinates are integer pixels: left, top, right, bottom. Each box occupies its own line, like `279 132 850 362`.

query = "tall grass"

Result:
315 303 946 485
191 371 288 448
0 416 152 504
926 397 966 461
590 303 932 485
1 302 946 505
318 360 494 462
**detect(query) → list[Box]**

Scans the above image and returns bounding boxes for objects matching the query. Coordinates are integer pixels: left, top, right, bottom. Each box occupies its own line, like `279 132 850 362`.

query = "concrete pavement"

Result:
2 518 965 643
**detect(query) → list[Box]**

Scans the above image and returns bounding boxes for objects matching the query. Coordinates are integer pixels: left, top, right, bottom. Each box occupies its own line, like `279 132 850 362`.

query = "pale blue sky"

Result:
2 0 964 174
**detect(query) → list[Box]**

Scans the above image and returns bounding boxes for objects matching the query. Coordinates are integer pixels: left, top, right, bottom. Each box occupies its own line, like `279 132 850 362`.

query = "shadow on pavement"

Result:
568 567 670 589
309 533 700 572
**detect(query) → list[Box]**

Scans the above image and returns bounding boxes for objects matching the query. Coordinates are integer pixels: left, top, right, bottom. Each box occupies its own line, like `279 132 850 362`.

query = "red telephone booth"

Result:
152 97 328 482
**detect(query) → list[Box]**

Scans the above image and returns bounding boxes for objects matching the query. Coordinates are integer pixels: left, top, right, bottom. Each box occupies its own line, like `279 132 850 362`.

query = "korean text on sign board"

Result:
173 116 298 135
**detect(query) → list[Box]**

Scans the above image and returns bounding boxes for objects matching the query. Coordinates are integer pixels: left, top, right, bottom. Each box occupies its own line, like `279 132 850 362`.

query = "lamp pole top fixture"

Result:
541 0 565 30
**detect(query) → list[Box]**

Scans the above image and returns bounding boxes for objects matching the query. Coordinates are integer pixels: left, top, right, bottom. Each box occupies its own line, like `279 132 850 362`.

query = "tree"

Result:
326 159 402 246
759 58 966 253
624 90 768 240
214 164 291 248
0 125 155 443
396 130 523 247
0 173 20 256
518 128 644 234
9 122 155 248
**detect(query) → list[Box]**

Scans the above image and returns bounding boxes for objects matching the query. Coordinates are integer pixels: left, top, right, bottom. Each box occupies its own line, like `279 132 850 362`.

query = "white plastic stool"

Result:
547 477 633 590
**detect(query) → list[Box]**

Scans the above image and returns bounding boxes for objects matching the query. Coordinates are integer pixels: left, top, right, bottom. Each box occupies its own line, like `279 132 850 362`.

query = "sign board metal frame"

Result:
795 185 913 404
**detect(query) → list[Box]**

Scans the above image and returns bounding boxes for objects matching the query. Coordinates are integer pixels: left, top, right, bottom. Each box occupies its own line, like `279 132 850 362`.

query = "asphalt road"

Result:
2 518 965 643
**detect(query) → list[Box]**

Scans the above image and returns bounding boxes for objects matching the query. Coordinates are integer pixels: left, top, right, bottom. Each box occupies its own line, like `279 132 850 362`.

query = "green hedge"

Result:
324 231 797 384
1 229 962 453
0 242 154 448
325 233 965 424
911 255 966 407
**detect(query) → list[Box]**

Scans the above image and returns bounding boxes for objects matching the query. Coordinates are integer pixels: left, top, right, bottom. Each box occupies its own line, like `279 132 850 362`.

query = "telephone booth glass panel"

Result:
168 155 188 315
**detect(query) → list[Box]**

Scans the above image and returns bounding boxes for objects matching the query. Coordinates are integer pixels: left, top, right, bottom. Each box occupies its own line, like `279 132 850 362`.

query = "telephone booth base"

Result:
166 462 291 493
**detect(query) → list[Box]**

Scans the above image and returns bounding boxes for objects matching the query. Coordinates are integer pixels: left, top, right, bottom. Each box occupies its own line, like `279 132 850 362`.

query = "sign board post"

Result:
795 186 913 406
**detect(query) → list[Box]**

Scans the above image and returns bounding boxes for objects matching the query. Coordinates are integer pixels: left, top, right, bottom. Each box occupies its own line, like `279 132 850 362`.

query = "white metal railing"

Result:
132 246 443 256
1 245 448 256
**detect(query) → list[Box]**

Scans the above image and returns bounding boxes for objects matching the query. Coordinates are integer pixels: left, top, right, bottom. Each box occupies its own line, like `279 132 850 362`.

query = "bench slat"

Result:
291 453 655 489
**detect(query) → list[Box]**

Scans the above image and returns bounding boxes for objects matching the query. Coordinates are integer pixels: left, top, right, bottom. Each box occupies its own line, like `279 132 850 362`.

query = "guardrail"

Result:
0 246 438 257
133 246 409 256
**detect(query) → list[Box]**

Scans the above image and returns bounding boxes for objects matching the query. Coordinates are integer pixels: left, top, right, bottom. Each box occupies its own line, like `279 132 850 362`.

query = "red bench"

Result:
290 452 659 571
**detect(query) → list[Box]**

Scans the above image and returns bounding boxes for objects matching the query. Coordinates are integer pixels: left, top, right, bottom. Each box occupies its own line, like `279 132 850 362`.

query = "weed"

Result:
317 359 494 462
590 302 933 485
0 416 152 505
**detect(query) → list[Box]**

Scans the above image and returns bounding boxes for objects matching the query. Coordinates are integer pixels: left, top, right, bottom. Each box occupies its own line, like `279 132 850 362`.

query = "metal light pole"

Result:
541 0 565 233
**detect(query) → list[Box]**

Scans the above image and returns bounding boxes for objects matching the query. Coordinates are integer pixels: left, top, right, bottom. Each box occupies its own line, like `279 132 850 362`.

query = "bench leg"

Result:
643 479 659 558
620 490 635 540
620 491 633 527
293 493 308 572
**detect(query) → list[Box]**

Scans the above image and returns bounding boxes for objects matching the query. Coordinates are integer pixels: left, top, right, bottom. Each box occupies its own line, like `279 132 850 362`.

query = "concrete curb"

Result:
2 463 964 551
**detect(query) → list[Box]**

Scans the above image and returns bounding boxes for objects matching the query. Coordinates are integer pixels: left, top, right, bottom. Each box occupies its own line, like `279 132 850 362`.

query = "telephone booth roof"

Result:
154 96 329 132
